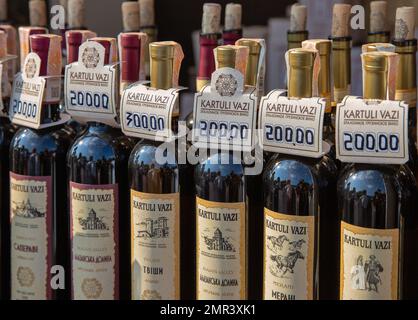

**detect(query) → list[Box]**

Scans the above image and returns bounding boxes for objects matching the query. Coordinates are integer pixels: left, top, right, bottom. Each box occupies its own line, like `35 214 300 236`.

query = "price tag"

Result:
259 90 326 158
9 53 46 128
65 41 119 127
192 67 257 151
336 96 408 164
120 83 184 141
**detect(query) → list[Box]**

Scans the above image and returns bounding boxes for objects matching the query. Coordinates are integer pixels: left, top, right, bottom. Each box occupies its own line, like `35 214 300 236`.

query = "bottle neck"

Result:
150 59 173 90
364 69 387 100
86 121 111 133
40 103 61 124
289 67 312 98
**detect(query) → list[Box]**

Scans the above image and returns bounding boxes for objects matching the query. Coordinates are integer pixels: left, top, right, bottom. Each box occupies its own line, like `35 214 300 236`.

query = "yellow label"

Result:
131 191 180 300
263 208 315 300
10 173 52 300
196 197 246 300
70 182 119 300
340 221 399 300
395 88 417 108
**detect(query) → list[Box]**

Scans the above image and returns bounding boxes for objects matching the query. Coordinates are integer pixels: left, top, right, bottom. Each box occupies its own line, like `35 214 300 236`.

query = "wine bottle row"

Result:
0 0 417 300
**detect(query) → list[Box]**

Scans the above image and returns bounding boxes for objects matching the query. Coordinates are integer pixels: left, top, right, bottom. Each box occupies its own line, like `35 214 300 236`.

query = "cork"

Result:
122 2 140 32
202 3 221 34
0 0 7 21
29 0 48 27
0 30 6 58
139 0 155 27
225 3 242 31
395 7 416 40
68 0 86 29
289 4 307 32
331 4 351 37
370 1 387 33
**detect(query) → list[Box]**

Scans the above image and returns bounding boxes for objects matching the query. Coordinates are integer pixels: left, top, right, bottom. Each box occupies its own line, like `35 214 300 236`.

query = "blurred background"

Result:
6 0 418 95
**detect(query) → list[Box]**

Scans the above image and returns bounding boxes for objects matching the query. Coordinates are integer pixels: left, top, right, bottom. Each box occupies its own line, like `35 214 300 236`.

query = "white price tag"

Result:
9 53 46 129
192 68 257 151
120 83 184 141
259 90 326 158
336 96 408 164
65 41 119 127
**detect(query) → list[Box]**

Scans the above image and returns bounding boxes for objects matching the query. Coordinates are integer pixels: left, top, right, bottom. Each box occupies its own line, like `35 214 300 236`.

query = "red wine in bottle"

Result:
67 38 134 300
9 34 71 300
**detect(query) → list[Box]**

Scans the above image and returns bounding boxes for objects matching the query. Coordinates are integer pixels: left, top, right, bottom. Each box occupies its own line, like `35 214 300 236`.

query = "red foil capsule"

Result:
67 31 83 64
222 30 243 46
197 35 219 81
120 34 141 83
30 35 50 76
94 39 111 65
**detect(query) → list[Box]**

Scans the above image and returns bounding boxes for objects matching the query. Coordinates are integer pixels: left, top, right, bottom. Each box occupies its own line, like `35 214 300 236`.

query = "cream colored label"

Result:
340 221 399 300
395 88 417 108
10 173 52 300
196 197 246 300
263 208 315 300
70 182 118 300
131 191 180 300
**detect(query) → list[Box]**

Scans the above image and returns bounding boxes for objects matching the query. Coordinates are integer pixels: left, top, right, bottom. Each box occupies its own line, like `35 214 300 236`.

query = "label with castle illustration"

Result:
10 173 52 300
340 221 399 300
196 197 246 300
70 182 119 300
263 208 315 300
131 191 180 300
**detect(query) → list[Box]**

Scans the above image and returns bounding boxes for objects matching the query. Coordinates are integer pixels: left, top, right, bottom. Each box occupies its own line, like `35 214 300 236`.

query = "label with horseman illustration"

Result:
196 197 246 300
263 208 315 300
10 173 53 300
70 182 119 300
340 221 399 300
131 191 180 300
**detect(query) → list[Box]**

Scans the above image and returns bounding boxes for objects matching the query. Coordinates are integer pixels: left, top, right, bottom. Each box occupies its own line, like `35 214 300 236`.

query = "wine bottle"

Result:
368 1 390 43
195 46 248 300
0 29 17 301
67 38 134 300
128 42 184 300
287 4 308 50
139 0 158 78
331 4 351 106
9 34 71 300
222 3 242 45
18 27 48 72
338 52 418 300
262 49 337 300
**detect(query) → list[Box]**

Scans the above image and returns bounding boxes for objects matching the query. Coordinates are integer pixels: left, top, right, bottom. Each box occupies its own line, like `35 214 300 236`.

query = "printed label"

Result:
65 41 119 127
70 182 119 300
259 90 325 158
121 84 183 141
340 221 399 300
131 191 180 300
192 67 257 151
10 173 52 300
263 208 315 300
336 96 408 164
196 197 246 300
9 53 46 129
395 88 417 108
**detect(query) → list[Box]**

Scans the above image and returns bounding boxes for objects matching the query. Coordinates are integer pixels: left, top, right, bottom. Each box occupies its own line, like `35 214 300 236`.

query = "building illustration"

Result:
78 209 109 230
137 217 169 239
13 199 45 218
203 228 235 252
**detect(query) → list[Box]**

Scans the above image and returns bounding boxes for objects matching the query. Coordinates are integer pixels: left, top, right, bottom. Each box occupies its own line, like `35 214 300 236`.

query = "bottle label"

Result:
70 182 119 300
10 173 52 300
263 208 315 300
120 84 184 141
65 41 119 127
259 90 326 158
336 96 408 165
192 67 258 152
9 53 46 129
131 191 180 300
340 221 399 300
196 197 246 300
395 88 417 108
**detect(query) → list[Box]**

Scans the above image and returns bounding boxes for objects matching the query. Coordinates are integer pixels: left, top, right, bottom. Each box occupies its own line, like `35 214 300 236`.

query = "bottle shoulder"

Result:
129 140 178 169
